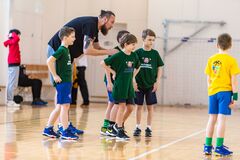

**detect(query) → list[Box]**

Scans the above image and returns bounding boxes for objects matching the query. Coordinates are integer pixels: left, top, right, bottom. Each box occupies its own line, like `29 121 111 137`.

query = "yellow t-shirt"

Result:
205 53 240 96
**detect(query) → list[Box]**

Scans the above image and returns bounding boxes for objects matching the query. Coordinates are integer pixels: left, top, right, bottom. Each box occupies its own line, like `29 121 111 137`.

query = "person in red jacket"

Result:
3 29 21 107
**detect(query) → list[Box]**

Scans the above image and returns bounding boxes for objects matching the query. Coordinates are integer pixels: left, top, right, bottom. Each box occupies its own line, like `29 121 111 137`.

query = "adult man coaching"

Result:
47 10 117 61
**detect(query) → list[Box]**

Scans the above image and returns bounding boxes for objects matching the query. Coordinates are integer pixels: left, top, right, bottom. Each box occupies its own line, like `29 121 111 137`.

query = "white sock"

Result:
147 125 151 130
136 124 140 129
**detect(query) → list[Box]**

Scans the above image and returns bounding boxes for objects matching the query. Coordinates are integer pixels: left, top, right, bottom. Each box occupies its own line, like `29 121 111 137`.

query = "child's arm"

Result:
47 56 62 83
207 75 211 87
152 66 163 92
229 74 239 109
133 67 140 91
105 70 113 91
101 60 116 79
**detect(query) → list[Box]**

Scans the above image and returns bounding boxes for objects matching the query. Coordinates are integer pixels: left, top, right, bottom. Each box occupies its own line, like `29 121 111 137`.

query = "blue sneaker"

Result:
214 145 233 156
57 124 64 135
203 144 214 155
61 128 79 140
32 100 48 105
68 122 84 135
42 126 60 138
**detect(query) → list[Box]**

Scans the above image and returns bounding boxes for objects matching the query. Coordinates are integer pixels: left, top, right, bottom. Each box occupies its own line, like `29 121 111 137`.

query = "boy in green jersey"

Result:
133 29 164 137
101 33 140 140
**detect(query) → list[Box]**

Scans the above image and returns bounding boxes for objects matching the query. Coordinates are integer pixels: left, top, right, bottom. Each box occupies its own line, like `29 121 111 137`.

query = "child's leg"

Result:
136 105 143 127
6 66 19 102
105 102 114 120
146 105 154 127
47 104 61 127
123 104 133 124
216 114 226 147
116 103 126 127
110 104 119 122
205 114 217 146
60 104 70 130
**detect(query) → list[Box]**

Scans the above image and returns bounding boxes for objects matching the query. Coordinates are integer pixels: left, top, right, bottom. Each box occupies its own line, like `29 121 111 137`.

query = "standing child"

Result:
204 33 240 156
3 29 21 107
100 30 130 136
101 33 140 140
42 26 78 140
133 29 164 137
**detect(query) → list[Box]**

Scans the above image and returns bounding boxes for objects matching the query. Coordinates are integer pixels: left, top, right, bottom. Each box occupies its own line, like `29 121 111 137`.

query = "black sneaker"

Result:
145 127 152 137
116 128 130 141
133 127 141 137
106 124 117 137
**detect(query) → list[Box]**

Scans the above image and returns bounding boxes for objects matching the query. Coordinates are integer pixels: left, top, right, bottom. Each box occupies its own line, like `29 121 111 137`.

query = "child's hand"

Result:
107 82 113 92
133 81 139 92
53 75 62 83
152 81 160 92
112 71 116 80
229 101 236 109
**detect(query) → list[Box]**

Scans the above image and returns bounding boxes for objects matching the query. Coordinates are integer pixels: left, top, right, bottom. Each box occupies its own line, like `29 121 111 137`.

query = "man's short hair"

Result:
99 10 115 19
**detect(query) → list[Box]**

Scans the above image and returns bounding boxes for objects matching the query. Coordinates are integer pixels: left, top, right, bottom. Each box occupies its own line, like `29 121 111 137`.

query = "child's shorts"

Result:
114 98 135 105
134 87 157 105
105 81 114 103
209 91 232 115
56 82 72 104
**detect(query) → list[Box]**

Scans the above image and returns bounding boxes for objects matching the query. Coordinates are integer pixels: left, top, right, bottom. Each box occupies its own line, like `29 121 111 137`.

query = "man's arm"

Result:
83 35 117 56
93 42 106 50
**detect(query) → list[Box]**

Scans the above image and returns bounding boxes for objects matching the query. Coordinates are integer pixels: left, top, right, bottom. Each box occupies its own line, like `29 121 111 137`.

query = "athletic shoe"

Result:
145 127 152 137
133 127 141 137
42 126 60 138
61 128 79 140
203 144 214 155
116 127 130 141
106 124 117 137
68 122 84 135
214 145 233 156
6 101 20 107
100 126 108 136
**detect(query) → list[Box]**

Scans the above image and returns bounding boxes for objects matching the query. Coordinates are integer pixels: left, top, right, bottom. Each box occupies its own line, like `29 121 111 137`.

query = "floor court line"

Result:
128 129 206 160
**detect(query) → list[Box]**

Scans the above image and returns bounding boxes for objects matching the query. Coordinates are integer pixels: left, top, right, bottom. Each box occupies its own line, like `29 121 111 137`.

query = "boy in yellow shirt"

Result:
204 33 240 156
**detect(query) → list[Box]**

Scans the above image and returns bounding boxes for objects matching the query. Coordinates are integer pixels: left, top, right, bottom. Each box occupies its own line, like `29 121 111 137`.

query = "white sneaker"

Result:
6 101 20 107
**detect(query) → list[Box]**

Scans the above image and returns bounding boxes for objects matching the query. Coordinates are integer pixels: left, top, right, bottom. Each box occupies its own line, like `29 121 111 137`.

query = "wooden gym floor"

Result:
0 103 240 160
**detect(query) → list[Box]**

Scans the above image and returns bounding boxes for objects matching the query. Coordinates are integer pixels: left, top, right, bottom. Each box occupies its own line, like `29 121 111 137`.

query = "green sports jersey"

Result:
104 46 121 83
52 46 72 86
136 48 164 89
104 51 140 100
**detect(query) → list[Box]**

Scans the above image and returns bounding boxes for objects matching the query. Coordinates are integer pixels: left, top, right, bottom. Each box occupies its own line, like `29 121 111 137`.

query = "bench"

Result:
17 64 50 101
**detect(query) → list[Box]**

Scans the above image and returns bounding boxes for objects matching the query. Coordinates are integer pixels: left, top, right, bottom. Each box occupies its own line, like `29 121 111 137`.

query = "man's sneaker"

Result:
106 124 117 137
61 128 79 140
100 126 108 136
32 99 48 105
42 126 60 138
6 101 20 107
68 122 84 135
145 127 152 137
133 127 141 137
116 128 130 141
203 144 214 155
214 145 233 156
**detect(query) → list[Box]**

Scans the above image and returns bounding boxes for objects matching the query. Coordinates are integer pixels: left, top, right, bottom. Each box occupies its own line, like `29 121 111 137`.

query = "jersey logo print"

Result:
212 60 222 76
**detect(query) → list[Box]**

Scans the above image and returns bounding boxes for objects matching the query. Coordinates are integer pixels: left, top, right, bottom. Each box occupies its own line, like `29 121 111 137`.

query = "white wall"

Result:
148 0 240 105
4 0 148 100
0 0 10 86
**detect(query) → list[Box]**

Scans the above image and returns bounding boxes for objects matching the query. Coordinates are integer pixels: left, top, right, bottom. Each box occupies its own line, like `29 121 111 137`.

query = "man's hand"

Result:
107 49 119 55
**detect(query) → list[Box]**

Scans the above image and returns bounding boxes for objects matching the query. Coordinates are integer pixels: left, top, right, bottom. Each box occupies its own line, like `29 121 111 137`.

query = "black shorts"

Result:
134 87 157 105
114 98 135 105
